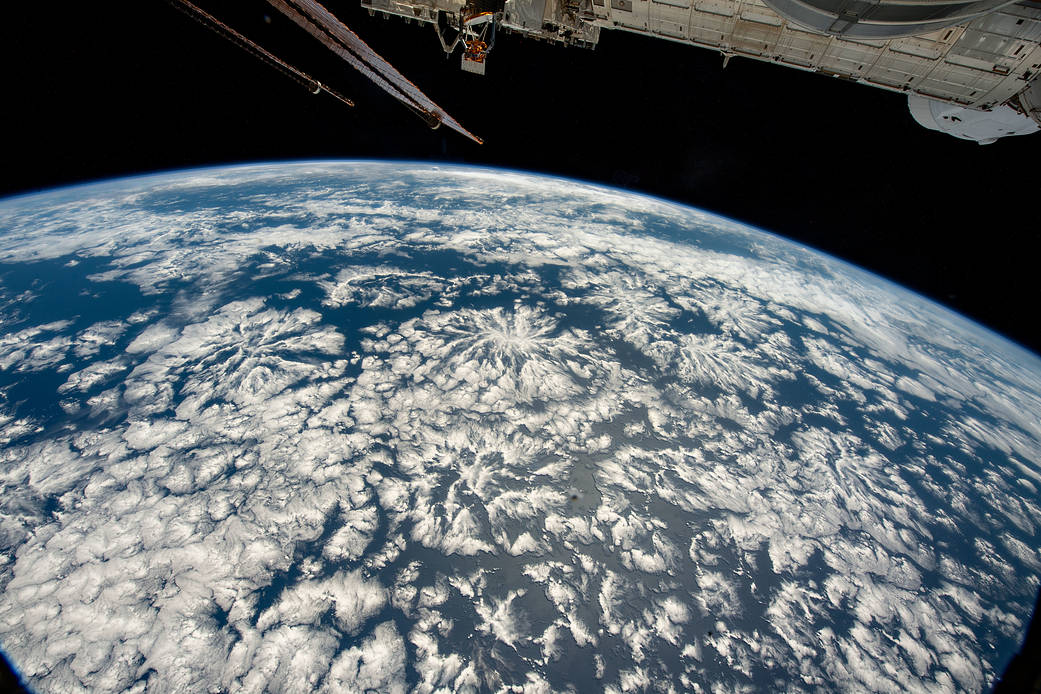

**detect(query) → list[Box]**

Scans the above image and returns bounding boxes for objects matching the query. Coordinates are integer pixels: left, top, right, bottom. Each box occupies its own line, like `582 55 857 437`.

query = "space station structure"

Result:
361 0 1041 142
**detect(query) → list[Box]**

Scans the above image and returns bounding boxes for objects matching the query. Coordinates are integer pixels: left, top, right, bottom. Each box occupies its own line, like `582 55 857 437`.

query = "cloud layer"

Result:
0 162 1039 693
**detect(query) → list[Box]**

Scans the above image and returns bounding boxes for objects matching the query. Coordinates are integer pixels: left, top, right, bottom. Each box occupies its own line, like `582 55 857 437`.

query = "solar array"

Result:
170 0 483 143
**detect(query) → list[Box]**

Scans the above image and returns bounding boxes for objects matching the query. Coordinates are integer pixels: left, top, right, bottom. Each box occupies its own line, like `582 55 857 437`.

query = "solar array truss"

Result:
169 0 482 143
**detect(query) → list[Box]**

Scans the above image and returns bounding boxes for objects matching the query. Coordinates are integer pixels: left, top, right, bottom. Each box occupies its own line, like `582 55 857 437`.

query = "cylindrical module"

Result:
760 0 1017 39
907 93 1040 144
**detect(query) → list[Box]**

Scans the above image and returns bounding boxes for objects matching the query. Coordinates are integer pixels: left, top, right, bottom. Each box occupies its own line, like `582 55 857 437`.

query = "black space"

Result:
2 1 1039 353
0 650 31 694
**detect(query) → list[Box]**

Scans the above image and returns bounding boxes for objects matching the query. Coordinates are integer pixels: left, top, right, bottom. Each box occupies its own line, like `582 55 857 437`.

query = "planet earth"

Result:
0 161 1039 694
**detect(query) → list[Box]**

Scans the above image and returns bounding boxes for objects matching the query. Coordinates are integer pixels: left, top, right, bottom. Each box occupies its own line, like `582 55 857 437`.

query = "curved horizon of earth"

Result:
0 161 1039 693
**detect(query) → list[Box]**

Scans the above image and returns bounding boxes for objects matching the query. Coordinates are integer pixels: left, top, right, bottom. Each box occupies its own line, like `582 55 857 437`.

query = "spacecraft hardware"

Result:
365 0 1041 143
169 0 483 142
171 0 1039 143
169 0 357 109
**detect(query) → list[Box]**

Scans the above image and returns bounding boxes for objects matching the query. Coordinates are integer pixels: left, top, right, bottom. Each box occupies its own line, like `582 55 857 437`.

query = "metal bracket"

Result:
434 11 463 54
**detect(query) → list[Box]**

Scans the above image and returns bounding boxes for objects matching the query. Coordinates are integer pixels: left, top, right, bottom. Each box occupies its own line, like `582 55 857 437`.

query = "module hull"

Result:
363 0 1041 129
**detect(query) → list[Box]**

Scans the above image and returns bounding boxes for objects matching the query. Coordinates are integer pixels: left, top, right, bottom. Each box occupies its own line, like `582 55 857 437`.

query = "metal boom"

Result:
167 0 355 109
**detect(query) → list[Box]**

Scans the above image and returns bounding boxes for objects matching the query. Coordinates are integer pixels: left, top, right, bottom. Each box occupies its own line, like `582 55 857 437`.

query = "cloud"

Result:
319 265 452 310
321 621 406 693
475 589 528 648
0 321 72 372
58 358 128 394
0 163 1039 693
